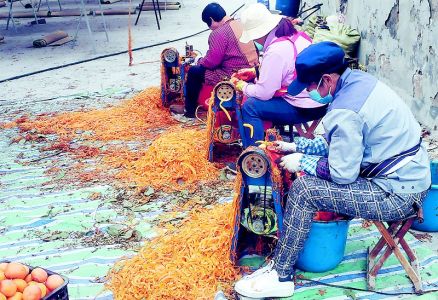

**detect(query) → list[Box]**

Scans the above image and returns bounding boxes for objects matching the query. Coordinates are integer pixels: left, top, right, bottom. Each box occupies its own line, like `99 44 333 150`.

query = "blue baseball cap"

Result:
288 41 346 96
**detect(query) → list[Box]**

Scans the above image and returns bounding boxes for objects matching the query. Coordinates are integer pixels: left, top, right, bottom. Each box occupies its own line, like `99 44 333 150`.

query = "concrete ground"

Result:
0 0 255 101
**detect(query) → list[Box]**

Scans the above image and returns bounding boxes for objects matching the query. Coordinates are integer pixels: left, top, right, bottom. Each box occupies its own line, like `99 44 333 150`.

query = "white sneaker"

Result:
234 261 294 298
241 260 275 281
171 113 195 123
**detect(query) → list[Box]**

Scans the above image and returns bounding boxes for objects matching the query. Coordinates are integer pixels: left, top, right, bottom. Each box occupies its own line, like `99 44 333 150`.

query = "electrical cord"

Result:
298 276 438 296
193 49 203 56
0 4 245 84
0 29 209 84
194 105 206 124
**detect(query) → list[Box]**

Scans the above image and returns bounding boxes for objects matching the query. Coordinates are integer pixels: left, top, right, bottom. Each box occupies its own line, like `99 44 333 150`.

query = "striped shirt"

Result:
198 19 258 86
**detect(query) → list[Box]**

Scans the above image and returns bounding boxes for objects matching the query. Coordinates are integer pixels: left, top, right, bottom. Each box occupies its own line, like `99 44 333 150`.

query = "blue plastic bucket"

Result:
275 0 301 17
412 185 438 231
431 160 438 184
412 161 438 232
296 220 350 272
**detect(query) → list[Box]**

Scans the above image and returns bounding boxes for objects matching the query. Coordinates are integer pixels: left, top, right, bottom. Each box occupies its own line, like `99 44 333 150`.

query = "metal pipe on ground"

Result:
93 8 136 15
139 1 180 6
0 8 136 18
49 9 83 17
0 11 48 18
0 4 245 84
140 4 179 11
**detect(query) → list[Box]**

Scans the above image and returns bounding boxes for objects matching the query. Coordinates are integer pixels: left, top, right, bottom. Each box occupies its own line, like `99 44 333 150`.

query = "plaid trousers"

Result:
273 175 428 277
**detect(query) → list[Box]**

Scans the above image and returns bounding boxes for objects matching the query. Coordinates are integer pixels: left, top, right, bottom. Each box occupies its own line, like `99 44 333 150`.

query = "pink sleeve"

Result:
198 31 227 70
242 51 285 100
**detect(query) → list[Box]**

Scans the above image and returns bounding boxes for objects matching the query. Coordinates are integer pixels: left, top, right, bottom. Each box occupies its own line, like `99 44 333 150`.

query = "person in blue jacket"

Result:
234 41 431 299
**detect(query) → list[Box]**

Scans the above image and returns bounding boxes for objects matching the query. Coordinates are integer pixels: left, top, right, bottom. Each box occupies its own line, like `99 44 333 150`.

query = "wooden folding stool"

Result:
293 119 321 139
367 214 423 294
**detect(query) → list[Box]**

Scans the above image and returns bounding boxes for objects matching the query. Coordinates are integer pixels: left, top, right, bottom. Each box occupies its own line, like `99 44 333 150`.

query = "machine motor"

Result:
160 45 197 107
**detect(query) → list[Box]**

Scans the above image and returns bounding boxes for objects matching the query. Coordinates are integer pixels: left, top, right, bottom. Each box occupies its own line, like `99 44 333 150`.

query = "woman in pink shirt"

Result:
232 3 327 147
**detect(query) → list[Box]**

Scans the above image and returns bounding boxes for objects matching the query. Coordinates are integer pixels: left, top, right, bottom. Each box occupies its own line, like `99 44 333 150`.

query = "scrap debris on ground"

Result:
1 85 438 299
0 85 238 298
1 87 223 192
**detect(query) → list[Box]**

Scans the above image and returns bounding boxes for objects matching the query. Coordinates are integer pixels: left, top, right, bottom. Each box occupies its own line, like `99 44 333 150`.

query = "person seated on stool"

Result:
170 2 258 122
234 41 431 299
231 3 327 147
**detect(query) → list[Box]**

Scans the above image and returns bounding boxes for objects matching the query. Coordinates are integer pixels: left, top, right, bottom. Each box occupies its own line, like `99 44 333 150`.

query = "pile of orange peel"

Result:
107 203 241 299
2 87 244 299
108 128 219 192
1 87 223 191
108 175 243 299
4 87 175 142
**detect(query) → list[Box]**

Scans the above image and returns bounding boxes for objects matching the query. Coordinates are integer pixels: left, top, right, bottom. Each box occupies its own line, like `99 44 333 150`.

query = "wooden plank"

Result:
49 36 74 46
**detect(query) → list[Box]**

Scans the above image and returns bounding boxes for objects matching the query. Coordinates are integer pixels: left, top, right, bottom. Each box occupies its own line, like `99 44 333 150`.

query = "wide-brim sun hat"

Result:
240 3 283 44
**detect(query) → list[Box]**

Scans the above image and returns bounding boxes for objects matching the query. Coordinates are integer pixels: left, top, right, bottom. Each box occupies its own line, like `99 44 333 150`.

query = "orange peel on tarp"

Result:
108 128 220 192
107 201 242 300
2 87 221 190
4 87 175 141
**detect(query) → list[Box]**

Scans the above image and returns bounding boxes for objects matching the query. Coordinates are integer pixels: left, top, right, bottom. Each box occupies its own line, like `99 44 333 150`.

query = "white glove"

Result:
194 56 202 64
273 141 297 153
279 153 303 173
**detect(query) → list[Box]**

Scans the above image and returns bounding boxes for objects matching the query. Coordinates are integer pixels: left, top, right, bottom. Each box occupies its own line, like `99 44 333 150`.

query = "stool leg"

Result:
411 250 423 293
367 222 401 291
369 221 400 258
156 0 161 19
369 222 402 274
6 0 13 30
135 0 146 25
45 0 51 12
366 246 376 291
97 0 109 42
398 219 417 262
374 220 423 293
400 238 416 261
152 0 160 30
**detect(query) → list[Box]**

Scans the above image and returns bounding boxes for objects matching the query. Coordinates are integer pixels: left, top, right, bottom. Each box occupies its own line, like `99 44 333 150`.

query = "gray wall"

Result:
303 0 438 134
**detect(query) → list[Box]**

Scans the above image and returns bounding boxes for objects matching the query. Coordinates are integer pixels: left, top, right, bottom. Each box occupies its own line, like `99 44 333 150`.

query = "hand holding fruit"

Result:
229 77 246 92
234 67 256 81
